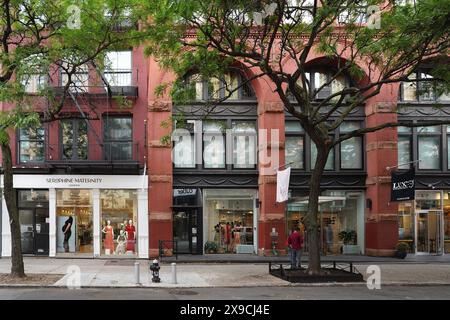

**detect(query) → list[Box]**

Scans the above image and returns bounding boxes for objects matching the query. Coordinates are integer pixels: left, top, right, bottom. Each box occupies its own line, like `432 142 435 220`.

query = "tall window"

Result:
309 70 349 101
104 51 132 86
20 54 47 93
104 116 133 160
417 126 441 170
232 121 257 169
61 63 89 92
203 121 226 168
61 119 88 160
311 142 334 170
18 126 45 163
285 121 305 169
397 126 412 169
173 120 196 168
340 122 363 169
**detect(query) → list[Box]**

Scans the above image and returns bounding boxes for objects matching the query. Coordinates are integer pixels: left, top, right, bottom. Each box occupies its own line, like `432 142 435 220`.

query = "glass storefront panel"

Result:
100 190 138 255
398 202 415 253
287 191 362 255
204 190 255 254
57 189 93 254
443 192 450 253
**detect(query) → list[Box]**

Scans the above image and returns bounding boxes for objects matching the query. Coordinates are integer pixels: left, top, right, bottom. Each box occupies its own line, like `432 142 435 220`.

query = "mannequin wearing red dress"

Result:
225 222 231 252
125 219 136 252
102 220 115 254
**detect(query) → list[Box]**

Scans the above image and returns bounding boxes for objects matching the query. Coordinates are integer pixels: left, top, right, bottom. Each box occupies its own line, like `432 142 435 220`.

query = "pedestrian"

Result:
288 226 303 269
63 216 73 253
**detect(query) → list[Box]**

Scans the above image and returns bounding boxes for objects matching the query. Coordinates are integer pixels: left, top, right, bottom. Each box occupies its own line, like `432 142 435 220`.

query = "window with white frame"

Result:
104 51 132 86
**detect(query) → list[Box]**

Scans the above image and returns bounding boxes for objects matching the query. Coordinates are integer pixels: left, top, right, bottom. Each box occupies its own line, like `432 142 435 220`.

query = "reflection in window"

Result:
19 126 45 163
418 136 440 170
173 121 196 168
311 142 334 170
104 51 132 86
340 122 362 169
232 121 257 168
61 119 88 160
203 122 226 168
104 116 133 160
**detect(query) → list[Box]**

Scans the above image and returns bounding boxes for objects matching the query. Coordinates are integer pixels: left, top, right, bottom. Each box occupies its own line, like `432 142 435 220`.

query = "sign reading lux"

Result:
391 168 415 201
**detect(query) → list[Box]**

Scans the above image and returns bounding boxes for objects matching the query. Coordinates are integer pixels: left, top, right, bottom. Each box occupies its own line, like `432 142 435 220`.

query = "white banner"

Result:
276 167 291 203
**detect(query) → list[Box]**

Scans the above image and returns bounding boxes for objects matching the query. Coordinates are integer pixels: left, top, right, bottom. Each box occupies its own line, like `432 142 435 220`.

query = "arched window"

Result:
184 70 256 102
288 68 352 102
399 69 450 102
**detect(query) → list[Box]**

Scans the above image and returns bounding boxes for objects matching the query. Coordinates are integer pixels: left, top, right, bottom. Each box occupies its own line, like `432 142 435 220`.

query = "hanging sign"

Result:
391 167 415 201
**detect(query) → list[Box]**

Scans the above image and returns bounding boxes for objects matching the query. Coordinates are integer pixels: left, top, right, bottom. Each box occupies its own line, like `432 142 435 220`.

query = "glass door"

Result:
19 209 34 254
416 210 443 254
173 209 199 254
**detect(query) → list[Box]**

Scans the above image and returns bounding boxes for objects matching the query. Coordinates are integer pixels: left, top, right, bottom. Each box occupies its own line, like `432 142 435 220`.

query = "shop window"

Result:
417 126 441 170
287 191 362 255
18 125 45 163
203 121 226 168
339 122 362 169
285 121 305 169
56 189 93 254
398 202 415 253
444 193 450 254
100 190 137 255
61 119 88 160
103 116 133 160
104 51 132 86
232 121 257 169
173 120 196 168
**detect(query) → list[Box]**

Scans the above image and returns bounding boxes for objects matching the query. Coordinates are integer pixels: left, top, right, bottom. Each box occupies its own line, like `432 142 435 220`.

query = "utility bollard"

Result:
134 261 140 285
171 263 177 284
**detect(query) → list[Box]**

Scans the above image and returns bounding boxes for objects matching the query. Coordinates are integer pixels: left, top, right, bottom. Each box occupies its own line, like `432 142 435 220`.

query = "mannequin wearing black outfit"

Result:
63 216 73 253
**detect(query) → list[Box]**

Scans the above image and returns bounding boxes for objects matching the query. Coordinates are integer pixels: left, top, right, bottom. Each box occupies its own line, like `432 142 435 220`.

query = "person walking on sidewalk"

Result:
288 226 303 269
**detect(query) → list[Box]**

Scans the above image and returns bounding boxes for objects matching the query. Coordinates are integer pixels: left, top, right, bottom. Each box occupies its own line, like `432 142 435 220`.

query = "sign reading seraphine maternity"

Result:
391 168 415 201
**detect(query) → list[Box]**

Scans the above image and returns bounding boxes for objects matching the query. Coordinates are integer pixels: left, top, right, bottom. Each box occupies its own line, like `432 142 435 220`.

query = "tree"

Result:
142 0 450 274
0 0 144 277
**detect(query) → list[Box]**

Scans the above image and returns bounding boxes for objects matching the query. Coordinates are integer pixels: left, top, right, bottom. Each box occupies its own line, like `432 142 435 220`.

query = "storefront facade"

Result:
398 190 450 255
1 174 149 258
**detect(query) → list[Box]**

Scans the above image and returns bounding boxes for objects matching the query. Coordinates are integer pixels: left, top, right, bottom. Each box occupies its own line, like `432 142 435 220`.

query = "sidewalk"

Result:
0 257 450 288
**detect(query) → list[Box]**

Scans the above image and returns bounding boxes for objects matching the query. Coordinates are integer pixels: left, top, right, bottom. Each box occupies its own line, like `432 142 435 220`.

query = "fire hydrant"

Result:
149 259 161 283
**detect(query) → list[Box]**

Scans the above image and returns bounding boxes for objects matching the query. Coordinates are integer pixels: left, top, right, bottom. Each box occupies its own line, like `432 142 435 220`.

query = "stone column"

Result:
148 100 173 258
257 101 287 255
365 99 399 256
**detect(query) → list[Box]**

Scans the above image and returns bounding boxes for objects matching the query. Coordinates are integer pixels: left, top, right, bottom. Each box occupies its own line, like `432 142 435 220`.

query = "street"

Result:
0 286 449 300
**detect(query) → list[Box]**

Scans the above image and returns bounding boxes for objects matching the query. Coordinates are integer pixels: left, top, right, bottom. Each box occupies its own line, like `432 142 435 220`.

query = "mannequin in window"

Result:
102 220 115 254
225 222 231 252
125 219 136 253
63 216 73 253
115 229 127 255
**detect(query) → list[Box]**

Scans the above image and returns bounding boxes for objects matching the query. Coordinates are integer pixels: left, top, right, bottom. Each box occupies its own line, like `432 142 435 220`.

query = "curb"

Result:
1 282 450 289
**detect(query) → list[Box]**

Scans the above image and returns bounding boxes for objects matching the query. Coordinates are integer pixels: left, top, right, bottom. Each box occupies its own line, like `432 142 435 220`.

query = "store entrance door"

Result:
19 208 49 255
173 208 201 254
416 210 443 255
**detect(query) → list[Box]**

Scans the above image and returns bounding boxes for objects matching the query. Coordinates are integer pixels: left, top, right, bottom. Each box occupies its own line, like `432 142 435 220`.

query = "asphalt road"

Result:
0 286 449 300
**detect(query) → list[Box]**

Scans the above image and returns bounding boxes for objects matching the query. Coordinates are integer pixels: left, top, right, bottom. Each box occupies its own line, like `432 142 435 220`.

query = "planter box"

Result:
342 245 361 255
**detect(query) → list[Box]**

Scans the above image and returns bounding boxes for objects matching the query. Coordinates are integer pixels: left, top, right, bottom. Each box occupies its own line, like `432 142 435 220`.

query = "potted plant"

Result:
338 230 360 255
395 242 409 259
204 241 218 254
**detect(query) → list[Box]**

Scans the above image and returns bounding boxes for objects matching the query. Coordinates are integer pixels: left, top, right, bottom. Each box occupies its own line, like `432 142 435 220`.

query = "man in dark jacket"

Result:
288 226 304 269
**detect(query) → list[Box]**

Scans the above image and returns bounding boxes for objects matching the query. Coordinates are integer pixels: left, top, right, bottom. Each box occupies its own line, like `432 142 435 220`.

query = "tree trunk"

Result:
1 142 25 278
305 143 329 275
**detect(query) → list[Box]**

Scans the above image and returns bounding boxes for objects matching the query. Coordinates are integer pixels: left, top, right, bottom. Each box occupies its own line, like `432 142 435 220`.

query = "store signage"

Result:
173 189 196 197
391 168 415 201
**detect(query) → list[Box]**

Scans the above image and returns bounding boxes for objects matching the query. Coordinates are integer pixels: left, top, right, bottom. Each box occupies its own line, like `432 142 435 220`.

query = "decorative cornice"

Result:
258 175 277 185
366 102 397 116
259 102 284 115
366 141 397 152
366 176 391 185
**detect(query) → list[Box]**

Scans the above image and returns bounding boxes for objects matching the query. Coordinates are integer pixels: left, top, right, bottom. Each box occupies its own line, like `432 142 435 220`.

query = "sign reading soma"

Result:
391 168 415 201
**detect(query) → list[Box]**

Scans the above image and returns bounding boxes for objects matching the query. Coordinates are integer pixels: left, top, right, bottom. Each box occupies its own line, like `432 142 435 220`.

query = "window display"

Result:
398 202 415 252
204 190 256 254
57 189 93 254
100 189 137 255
